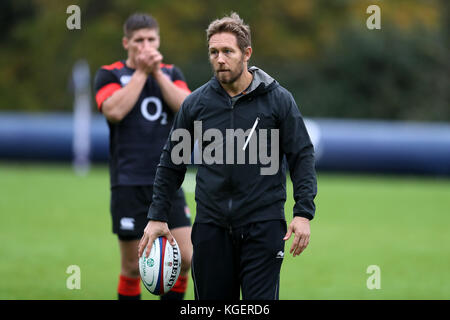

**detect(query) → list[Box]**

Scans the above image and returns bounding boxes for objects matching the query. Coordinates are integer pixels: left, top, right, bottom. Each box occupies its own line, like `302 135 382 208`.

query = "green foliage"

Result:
278 24 450 121
0 0 448 121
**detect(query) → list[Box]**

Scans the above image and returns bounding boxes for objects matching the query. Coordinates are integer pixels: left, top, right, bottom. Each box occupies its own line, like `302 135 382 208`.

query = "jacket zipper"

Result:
228 97 236 230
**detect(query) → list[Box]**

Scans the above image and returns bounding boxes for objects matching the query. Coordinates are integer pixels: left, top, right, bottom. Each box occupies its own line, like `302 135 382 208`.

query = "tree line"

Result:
0 0 448 121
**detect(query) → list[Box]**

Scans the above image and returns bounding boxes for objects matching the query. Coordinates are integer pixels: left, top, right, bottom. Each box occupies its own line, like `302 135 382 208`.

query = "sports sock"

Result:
160 275 188 300
118 274 141 300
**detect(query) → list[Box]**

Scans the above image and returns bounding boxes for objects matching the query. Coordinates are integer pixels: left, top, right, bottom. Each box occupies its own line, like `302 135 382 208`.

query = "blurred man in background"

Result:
94 13 192 300
139 12 317 300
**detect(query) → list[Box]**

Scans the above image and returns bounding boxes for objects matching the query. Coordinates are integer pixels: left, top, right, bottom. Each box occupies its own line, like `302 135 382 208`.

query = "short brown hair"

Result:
206 12 251 53
123 13 159 38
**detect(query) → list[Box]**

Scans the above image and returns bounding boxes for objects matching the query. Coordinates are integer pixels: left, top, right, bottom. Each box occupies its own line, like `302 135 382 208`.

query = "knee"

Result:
171 226 193 275
121 256 140 278
180 248 192 274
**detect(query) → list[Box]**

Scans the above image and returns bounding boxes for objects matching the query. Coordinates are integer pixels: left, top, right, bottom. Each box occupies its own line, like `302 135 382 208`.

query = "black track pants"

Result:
191 220 287 300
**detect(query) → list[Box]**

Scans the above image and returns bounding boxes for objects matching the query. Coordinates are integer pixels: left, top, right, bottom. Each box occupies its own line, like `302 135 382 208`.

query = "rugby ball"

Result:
139 236 181 295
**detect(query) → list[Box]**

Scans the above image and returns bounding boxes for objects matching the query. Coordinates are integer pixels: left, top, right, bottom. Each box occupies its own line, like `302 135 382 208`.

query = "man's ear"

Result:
156 34 161 50
122 36 129 50
244 46 252 62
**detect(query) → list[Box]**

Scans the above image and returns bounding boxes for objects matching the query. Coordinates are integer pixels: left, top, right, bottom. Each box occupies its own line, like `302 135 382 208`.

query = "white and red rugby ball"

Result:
139 236 181 295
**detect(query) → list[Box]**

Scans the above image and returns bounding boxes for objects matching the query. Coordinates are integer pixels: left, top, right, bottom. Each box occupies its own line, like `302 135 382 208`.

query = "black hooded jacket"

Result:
147 66 317 228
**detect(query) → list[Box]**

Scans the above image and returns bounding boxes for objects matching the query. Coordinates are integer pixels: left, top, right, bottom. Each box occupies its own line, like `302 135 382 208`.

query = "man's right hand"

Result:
138 220 175 258
135 48 163 75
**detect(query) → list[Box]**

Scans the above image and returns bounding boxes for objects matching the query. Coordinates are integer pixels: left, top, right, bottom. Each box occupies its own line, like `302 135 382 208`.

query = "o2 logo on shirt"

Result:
140 96 168 125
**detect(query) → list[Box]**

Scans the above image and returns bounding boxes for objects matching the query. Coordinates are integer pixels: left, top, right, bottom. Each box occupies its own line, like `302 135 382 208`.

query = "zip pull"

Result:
242 117 260 151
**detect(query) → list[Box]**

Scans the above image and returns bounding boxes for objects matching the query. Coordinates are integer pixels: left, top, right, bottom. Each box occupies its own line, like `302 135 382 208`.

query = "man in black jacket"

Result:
138 12 317 300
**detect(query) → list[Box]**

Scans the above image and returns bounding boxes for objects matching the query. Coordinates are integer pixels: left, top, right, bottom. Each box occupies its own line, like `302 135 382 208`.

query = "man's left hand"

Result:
147 49 163 76
283 216 311 257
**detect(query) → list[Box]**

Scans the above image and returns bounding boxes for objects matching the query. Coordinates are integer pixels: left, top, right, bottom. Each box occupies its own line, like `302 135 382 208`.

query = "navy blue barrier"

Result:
0 112 449 175
310 119 450 175
0 112 108 162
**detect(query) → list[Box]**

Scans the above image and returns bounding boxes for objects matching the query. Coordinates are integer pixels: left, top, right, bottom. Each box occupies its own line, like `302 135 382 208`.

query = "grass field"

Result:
1 162 449 300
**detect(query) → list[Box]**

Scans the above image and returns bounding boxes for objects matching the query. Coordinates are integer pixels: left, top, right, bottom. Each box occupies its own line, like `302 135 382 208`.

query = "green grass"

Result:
1 163 449 299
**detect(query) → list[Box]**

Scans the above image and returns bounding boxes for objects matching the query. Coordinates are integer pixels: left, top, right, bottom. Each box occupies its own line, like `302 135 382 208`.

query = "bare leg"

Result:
117 239 141 299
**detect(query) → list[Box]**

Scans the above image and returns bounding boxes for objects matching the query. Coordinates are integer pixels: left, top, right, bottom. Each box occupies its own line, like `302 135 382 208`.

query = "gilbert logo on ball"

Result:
139 236 181 295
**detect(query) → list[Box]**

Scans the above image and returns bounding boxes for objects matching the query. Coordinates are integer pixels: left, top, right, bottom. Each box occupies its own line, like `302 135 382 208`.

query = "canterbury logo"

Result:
120 217 135 230
276 251 284 259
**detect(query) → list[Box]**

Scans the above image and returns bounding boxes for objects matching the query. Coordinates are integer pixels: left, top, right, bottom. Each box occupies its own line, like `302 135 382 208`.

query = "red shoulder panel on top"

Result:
160 63 174 69
101 61 125 70
173 80 191 93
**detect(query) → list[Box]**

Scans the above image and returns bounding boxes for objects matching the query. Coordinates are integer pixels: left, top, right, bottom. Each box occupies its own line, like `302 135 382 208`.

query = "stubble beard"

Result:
213 59 245 85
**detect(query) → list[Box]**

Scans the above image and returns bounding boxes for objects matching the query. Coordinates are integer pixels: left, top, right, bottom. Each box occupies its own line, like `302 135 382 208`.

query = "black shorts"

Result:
110 185 191 241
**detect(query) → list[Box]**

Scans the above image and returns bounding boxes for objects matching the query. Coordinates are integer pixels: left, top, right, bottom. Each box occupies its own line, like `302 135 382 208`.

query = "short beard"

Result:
219 65 244 85
212 59 245 85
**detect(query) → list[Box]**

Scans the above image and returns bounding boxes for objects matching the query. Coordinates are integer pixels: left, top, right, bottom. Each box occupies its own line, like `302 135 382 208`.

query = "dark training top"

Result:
148 66 317 228
94 60 190 187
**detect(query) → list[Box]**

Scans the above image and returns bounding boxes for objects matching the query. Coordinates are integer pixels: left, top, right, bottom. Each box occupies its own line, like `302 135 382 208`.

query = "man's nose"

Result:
141 40 152 51
217 52 226 64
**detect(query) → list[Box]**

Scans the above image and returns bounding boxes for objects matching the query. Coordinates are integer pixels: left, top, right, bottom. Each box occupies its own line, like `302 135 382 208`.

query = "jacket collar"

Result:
210 66 278 97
